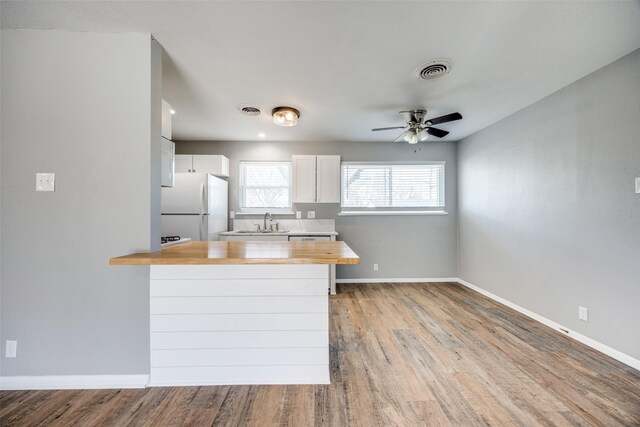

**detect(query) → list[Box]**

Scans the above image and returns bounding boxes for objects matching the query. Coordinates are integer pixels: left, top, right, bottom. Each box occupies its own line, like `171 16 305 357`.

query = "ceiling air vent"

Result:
239 105 261 116
416 59 453 80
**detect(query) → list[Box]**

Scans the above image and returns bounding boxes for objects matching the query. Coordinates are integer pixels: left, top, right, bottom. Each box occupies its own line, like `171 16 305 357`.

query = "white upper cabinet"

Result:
292 155 340 203
175 154 229 178
161 99 172 140
292 155 317 203
316 155 341 203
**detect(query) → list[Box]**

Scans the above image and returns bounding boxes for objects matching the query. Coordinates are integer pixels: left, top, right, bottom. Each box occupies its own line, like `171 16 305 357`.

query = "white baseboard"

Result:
336 277 458 284
0 374 149 390
456 278 640 372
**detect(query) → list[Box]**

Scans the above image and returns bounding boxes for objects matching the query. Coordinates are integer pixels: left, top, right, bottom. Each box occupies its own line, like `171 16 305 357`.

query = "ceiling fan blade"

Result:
425 112 462 126
372 126 406 132
394 130 409 142
426 127 449 138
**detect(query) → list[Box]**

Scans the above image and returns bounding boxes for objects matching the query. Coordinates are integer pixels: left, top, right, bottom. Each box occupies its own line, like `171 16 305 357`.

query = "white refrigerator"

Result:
161 173 228 241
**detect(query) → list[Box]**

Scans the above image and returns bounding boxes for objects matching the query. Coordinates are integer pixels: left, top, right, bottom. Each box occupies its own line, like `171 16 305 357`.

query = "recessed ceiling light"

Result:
257 132 266 138
170 109 176 115
272 106 300 127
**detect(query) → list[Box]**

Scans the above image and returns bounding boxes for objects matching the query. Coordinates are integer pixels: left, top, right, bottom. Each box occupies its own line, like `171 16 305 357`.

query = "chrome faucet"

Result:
263 212 272 231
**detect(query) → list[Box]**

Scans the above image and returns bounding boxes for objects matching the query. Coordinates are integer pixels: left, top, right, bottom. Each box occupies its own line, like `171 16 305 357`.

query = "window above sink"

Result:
239 161 292 214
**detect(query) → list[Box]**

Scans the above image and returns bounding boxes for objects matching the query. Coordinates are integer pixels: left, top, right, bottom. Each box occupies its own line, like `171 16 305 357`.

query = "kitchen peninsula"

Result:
110 240 359 386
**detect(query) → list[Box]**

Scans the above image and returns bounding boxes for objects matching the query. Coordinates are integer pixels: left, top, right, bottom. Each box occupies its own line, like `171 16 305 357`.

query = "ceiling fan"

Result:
372 109 463 144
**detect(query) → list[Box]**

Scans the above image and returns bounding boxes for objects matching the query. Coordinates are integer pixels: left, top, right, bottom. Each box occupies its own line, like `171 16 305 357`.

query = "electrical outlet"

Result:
5 340 17 358
307 211 315 219
578 306 588 322
36 173 55 192
296 211 302 219
229 211 235 219
373 263 379 271
635 177 640 194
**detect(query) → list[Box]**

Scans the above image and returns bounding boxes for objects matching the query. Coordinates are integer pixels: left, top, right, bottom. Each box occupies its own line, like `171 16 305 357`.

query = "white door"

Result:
174 155 193 173
161 215 206 241
161 173 209 214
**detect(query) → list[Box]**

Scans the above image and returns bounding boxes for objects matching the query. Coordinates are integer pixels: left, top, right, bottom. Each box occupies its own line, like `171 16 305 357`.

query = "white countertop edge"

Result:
338 211 448 216
220 231 339 236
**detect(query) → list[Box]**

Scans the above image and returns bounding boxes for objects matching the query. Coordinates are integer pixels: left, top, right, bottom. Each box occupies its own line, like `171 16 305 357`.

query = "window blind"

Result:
341 162 445 210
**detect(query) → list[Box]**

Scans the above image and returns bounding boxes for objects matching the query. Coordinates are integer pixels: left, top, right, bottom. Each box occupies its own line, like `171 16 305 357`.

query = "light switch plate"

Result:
578 306 588 322
229 211 235 219
36 173 55 191
5 340 17 358
296 211 302 219
635 177 640 194
307 211 316 219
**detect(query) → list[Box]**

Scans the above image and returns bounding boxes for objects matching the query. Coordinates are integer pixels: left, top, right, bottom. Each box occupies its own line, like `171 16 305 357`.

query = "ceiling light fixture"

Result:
403 129 418 144
257 132 266 138
272 106 300 127
417 128 429 142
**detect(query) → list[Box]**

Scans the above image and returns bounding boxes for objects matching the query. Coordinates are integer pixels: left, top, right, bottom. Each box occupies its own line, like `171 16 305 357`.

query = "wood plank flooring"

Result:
2 282 639 426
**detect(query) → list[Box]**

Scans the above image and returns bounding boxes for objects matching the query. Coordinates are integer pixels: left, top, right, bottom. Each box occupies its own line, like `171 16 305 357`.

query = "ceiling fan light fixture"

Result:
403 129 419 144
417 129 429 141
272 106 300 127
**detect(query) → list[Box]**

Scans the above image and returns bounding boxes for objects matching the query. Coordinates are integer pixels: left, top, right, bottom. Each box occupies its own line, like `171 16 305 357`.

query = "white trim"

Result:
235 211 296 216
456 278 640 372
148 378 330 387
0 374 149 390
337 211 448 216
336 277 458 284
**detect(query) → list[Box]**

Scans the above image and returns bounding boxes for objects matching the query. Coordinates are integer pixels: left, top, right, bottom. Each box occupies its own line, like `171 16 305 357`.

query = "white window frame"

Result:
339 161 446 216
239 161 293 214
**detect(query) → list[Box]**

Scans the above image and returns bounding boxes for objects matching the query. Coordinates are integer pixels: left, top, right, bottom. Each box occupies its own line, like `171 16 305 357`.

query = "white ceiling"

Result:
2 1 640 143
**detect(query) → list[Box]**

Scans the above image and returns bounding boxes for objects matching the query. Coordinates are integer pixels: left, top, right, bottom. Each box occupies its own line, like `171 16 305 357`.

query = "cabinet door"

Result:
292 155 317 203
192 155 229 177
316 155 340 203
175 155 193 173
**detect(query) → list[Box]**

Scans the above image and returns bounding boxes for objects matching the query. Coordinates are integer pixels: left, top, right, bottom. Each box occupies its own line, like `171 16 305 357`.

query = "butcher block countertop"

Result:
110 240 360 266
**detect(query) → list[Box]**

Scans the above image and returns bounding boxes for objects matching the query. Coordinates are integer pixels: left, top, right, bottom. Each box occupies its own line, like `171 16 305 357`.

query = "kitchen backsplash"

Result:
232 219 335 232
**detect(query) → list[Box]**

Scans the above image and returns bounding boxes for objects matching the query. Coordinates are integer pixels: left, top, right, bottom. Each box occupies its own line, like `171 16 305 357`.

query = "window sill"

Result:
338 210 448 216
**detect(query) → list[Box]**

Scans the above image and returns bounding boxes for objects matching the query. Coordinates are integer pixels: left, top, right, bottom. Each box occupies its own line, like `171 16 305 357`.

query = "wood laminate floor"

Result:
2 283 639 426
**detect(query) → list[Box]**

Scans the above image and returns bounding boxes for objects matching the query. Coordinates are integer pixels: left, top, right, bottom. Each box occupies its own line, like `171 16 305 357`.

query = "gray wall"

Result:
0 30 161 375
458 49 640 359
177 140 458 279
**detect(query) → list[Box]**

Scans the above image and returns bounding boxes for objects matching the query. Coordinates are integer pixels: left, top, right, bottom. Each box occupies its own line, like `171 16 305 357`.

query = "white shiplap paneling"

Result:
151 347 328 367
151 330 328 350
150 296 327 315
151 278 328 296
